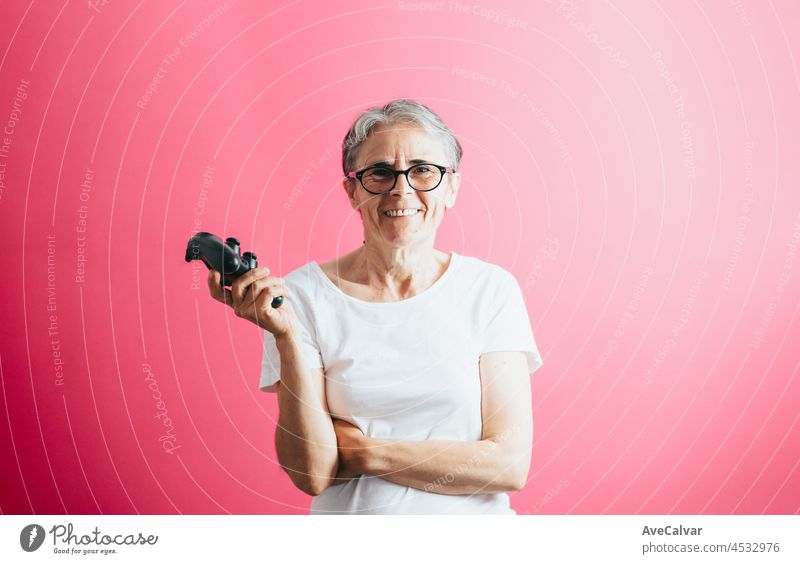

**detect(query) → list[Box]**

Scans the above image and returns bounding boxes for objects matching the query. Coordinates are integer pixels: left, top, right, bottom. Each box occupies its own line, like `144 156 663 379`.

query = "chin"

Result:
381 234 417 247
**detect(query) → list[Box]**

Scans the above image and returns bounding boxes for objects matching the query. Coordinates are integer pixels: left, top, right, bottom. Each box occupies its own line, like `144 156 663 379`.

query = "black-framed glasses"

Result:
347 163 455 194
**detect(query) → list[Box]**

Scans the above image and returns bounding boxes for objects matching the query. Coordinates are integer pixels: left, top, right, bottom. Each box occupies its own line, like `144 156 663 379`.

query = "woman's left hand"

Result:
332 418 371 480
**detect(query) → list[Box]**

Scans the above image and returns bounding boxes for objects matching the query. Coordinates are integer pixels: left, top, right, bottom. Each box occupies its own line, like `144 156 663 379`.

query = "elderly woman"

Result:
208 99 543 514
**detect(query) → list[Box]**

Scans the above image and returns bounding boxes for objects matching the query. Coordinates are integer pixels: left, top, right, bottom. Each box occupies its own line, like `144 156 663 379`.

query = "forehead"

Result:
357 122 447 165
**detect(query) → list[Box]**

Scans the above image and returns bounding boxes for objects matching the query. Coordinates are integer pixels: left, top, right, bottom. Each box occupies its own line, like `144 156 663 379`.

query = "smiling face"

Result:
343 122 461 249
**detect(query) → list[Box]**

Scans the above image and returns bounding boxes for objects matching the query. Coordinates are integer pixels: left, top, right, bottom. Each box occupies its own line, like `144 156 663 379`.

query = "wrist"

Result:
275 331 300 352
356 437 384 476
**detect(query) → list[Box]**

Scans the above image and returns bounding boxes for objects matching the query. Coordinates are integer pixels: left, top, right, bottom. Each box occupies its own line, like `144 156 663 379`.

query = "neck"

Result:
352 240 449 298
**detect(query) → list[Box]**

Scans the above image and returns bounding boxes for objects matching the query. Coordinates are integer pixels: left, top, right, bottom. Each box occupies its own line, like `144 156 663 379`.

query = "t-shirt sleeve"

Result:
481 268 544 374
259 293 324 393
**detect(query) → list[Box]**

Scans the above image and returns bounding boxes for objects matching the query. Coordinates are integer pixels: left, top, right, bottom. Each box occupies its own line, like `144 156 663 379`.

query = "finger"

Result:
254 285 288 317
232 267 271 292
231 267 272 308
239 280 285 313
206 271 234 307
221 287 233 307
207 270 225 302
249 275 286 297
239 283 257 311
238 275 285 307
255 286 291 325
253 284 288 308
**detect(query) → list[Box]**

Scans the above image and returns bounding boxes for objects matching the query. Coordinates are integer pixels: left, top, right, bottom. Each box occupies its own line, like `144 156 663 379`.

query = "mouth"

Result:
382 207 424 218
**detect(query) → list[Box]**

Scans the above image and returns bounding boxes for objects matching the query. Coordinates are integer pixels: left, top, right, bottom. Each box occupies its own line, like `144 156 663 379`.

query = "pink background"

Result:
1 0 799 515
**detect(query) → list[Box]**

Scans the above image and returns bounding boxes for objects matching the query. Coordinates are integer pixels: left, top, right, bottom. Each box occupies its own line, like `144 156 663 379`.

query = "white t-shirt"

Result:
260 251 543 514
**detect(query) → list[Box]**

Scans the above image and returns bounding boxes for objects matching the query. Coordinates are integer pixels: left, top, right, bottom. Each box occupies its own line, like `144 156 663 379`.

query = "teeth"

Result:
384 209 420 217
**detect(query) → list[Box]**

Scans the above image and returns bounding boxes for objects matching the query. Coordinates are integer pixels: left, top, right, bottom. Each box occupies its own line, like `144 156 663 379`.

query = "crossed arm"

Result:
273 331 534 497
331 350 534 495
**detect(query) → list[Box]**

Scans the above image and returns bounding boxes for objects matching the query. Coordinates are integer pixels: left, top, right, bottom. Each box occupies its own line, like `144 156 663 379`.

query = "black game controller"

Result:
185 231 283 308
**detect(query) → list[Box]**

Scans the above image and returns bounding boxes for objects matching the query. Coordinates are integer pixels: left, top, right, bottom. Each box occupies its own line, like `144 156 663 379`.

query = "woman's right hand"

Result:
207 267 299 339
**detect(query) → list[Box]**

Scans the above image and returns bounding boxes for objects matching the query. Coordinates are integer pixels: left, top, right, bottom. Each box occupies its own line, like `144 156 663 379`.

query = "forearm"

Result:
274 335 338 495
357 430 525 495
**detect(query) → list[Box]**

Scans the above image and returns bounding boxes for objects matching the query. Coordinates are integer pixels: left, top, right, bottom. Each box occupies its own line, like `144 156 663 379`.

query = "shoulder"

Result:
454 254 518 288
277 261 322 298
273 262 325 326
450 255 525 320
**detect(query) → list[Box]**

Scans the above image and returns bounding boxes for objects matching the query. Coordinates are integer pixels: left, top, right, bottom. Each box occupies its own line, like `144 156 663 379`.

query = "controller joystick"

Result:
226 237 240 256
184 231 283 308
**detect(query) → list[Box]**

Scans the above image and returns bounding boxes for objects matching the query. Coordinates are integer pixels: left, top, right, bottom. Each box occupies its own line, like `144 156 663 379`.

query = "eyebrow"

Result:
363 158 432 168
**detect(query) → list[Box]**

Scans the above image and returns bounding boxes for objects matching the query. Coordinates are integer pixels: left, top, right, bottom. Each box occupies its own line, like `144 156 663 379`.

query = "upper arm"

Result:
261 381 280 393
275 366 333 437
479 351 533 486
273 365 328 405
272 364 336 495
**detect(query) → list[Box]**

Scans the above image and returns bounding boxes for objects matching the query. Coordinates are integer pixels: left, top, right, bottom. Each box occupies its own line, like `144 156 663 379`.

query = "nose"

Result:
391 170 414 195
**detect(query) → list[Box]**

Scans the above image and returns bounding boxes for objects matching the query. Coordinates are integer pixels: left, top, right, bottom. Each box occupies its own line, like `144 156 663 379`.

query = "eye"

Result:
366 167 393 179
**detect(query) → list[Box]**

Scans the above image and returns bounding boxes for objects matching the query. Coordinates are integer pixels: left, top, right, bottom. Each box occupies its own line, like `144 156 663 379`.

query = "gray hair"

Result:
341 99 463 176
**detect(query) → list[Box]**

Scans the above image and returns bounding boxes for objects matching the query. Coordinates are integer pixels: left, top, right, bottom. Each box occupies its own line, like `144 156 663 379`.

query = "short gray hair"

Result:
341 99 463 176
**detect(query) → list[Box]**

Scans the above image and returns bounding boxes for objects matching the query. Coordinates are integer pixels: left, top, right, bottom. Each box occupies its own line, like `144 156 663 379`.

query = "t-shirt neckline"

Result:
310 251 459 307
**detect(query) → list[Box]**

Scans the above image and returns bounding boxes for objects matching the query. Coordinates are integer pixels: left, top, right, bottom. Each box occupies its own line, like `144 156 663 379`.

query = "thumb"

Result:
207 270 233 306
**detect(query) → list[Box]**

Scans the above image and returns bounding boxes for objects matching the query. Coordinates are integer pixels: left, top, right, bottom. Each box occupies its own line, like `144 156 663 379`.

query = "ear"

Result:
444 171 461 209
342 177 358 209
